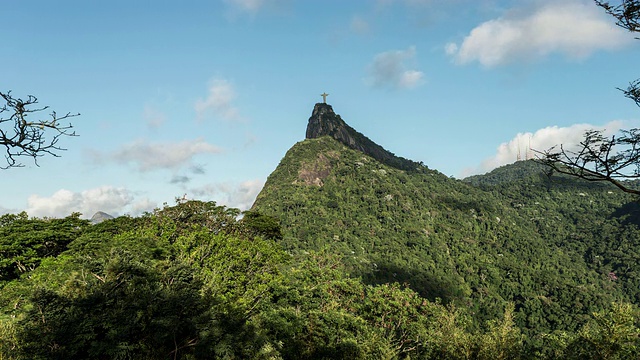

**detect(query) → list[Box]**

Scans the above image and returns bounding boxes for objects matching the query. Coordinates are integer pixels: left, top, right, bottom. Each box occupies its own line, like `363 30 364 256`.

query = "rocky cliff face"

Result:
305 103 422 172
306 103 354 145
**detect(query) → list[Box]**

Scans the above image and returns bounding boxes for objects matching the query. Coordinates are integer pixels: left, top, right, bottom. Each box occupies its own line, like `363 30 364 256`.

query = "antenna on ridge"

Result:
517 137 522 161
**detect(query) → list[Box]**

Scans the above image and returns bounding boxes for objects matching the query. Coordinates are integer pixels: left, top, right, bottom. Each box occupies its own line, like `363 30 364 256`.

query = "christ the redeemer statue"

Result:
321 92 329 103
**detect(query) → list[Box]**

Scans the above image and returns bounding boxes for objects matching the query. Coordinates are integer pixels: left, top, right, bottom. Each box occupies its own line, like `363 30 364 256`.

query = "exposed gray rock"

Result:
91 211 114 224
306 103 423 172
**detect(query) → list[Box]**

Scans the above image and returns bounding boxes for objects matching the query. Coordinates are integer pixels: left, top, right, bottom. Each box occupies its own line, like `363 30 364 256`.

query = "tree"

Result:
241 210 283 240
538 1 640 193
538 129 640 195
13 254 223 360
0 91 79 169
0 212 89 281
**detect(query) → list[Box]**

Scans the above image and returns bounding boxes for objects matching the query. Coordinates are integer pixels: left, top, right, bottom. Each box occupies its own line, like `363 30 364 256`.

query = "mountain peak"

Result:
91 211 114 224
305 103 339 140
305 103 423 172
311 102 335 117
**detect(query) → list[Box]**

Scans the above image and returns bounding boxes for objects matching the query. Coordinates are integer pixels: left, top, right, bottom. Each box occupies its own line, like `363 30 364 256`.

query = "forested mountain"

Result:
252 104 640 345
2 103 640 359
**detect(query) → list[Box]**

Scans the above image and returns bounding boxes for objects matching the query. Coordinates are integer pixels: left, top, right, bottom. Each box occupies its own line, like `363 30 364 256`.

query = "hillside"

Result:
463 160 550 188
3 103 640 358
253 105 640 338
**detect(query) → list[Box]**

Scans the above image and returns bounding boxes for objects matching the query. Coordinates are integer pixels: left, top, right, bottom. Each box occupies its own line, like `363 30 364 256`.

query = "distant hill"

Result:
90 211 114 224
463 160 550 188
464 159 627 192
253 104 640 336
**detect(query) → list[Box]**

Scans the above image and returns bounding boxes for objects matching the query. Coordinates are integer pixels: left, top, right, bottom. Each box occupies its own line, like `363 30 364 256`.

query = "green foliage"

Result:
0 212 89 282
14 251 222 359
0 201 290 359
82 214 146 236
242 210 284 240
0 316 19 360
421 303 474 359
174 229 288 316
476 303 523 360
564 302 640 360
150 198 242 242
253 138 640 345
255 253 436 359
2 157 640 359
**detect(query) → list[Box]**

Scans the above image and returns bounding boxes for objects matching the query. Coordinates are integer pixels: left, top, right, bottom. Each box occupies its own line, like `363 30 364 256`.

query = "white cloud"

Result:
98 138 222 172
129 198 158 216
225 0 266 14
462 120 625 177
447 1 632 67
143 104 166 129
26 186 135 218
195 79 243 121
399 70 424 88
190 178 265 211
377 0 436 7
444 42 458 56
367 46 424 89
350 15 371 34
224 0 289 16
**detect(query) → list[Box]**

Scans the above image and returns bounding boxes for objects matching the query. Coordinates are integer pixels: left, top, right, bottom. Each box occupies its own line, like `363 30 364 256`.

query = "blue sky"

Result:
1 0 639 218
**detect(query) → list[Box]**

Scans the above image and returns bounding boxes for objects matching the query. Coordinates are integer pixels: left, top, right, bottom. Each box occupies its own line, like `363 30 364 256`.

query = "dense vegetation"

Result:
2 136 640 358
1 199 639 359
252 136 640 356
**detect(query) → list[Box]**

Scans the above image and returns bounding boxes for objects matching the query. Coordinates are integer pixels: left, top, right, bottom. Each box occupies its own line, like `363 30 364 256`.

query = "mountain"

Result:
90 211 114 224
463 160 550 188
253 103 640 336
306 103 423 172
4 103 640 358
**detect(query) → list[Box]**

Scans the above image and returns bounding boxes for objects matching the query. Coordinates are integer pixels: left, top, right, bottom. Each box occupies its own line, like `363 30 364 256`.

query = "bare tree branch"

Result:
535 129 640 195
595 0 640 33
0 91 79 169
618 79 640 107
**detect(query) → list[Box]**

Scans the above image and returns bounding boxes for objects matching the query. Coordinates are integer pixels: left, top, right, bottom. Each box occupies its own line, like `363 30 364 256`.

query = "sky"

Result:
1 0 639 218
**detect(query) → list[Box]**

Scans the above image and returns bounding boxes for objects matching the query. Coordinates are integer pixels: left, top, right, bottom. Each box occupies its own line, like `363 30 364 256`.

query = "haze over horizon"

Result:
1 0 639 218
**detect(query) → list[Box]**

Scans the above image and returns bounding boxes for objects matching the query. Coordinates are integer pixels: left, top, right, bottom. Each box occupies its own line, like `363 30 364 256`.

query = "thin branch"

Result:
0 91 79 169
618 79 640 107
534 129 640 195
595 0 640 34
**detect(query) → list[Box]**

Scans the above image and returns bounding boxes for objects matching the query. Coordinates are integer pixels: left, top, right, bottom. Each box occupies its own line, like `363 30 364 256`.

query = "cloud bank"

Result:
93 138 221 172
190 178 265 211
462 120 625 177
25 186 156 219
367 46 424 89
20 178 263 219
446 1 632 67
